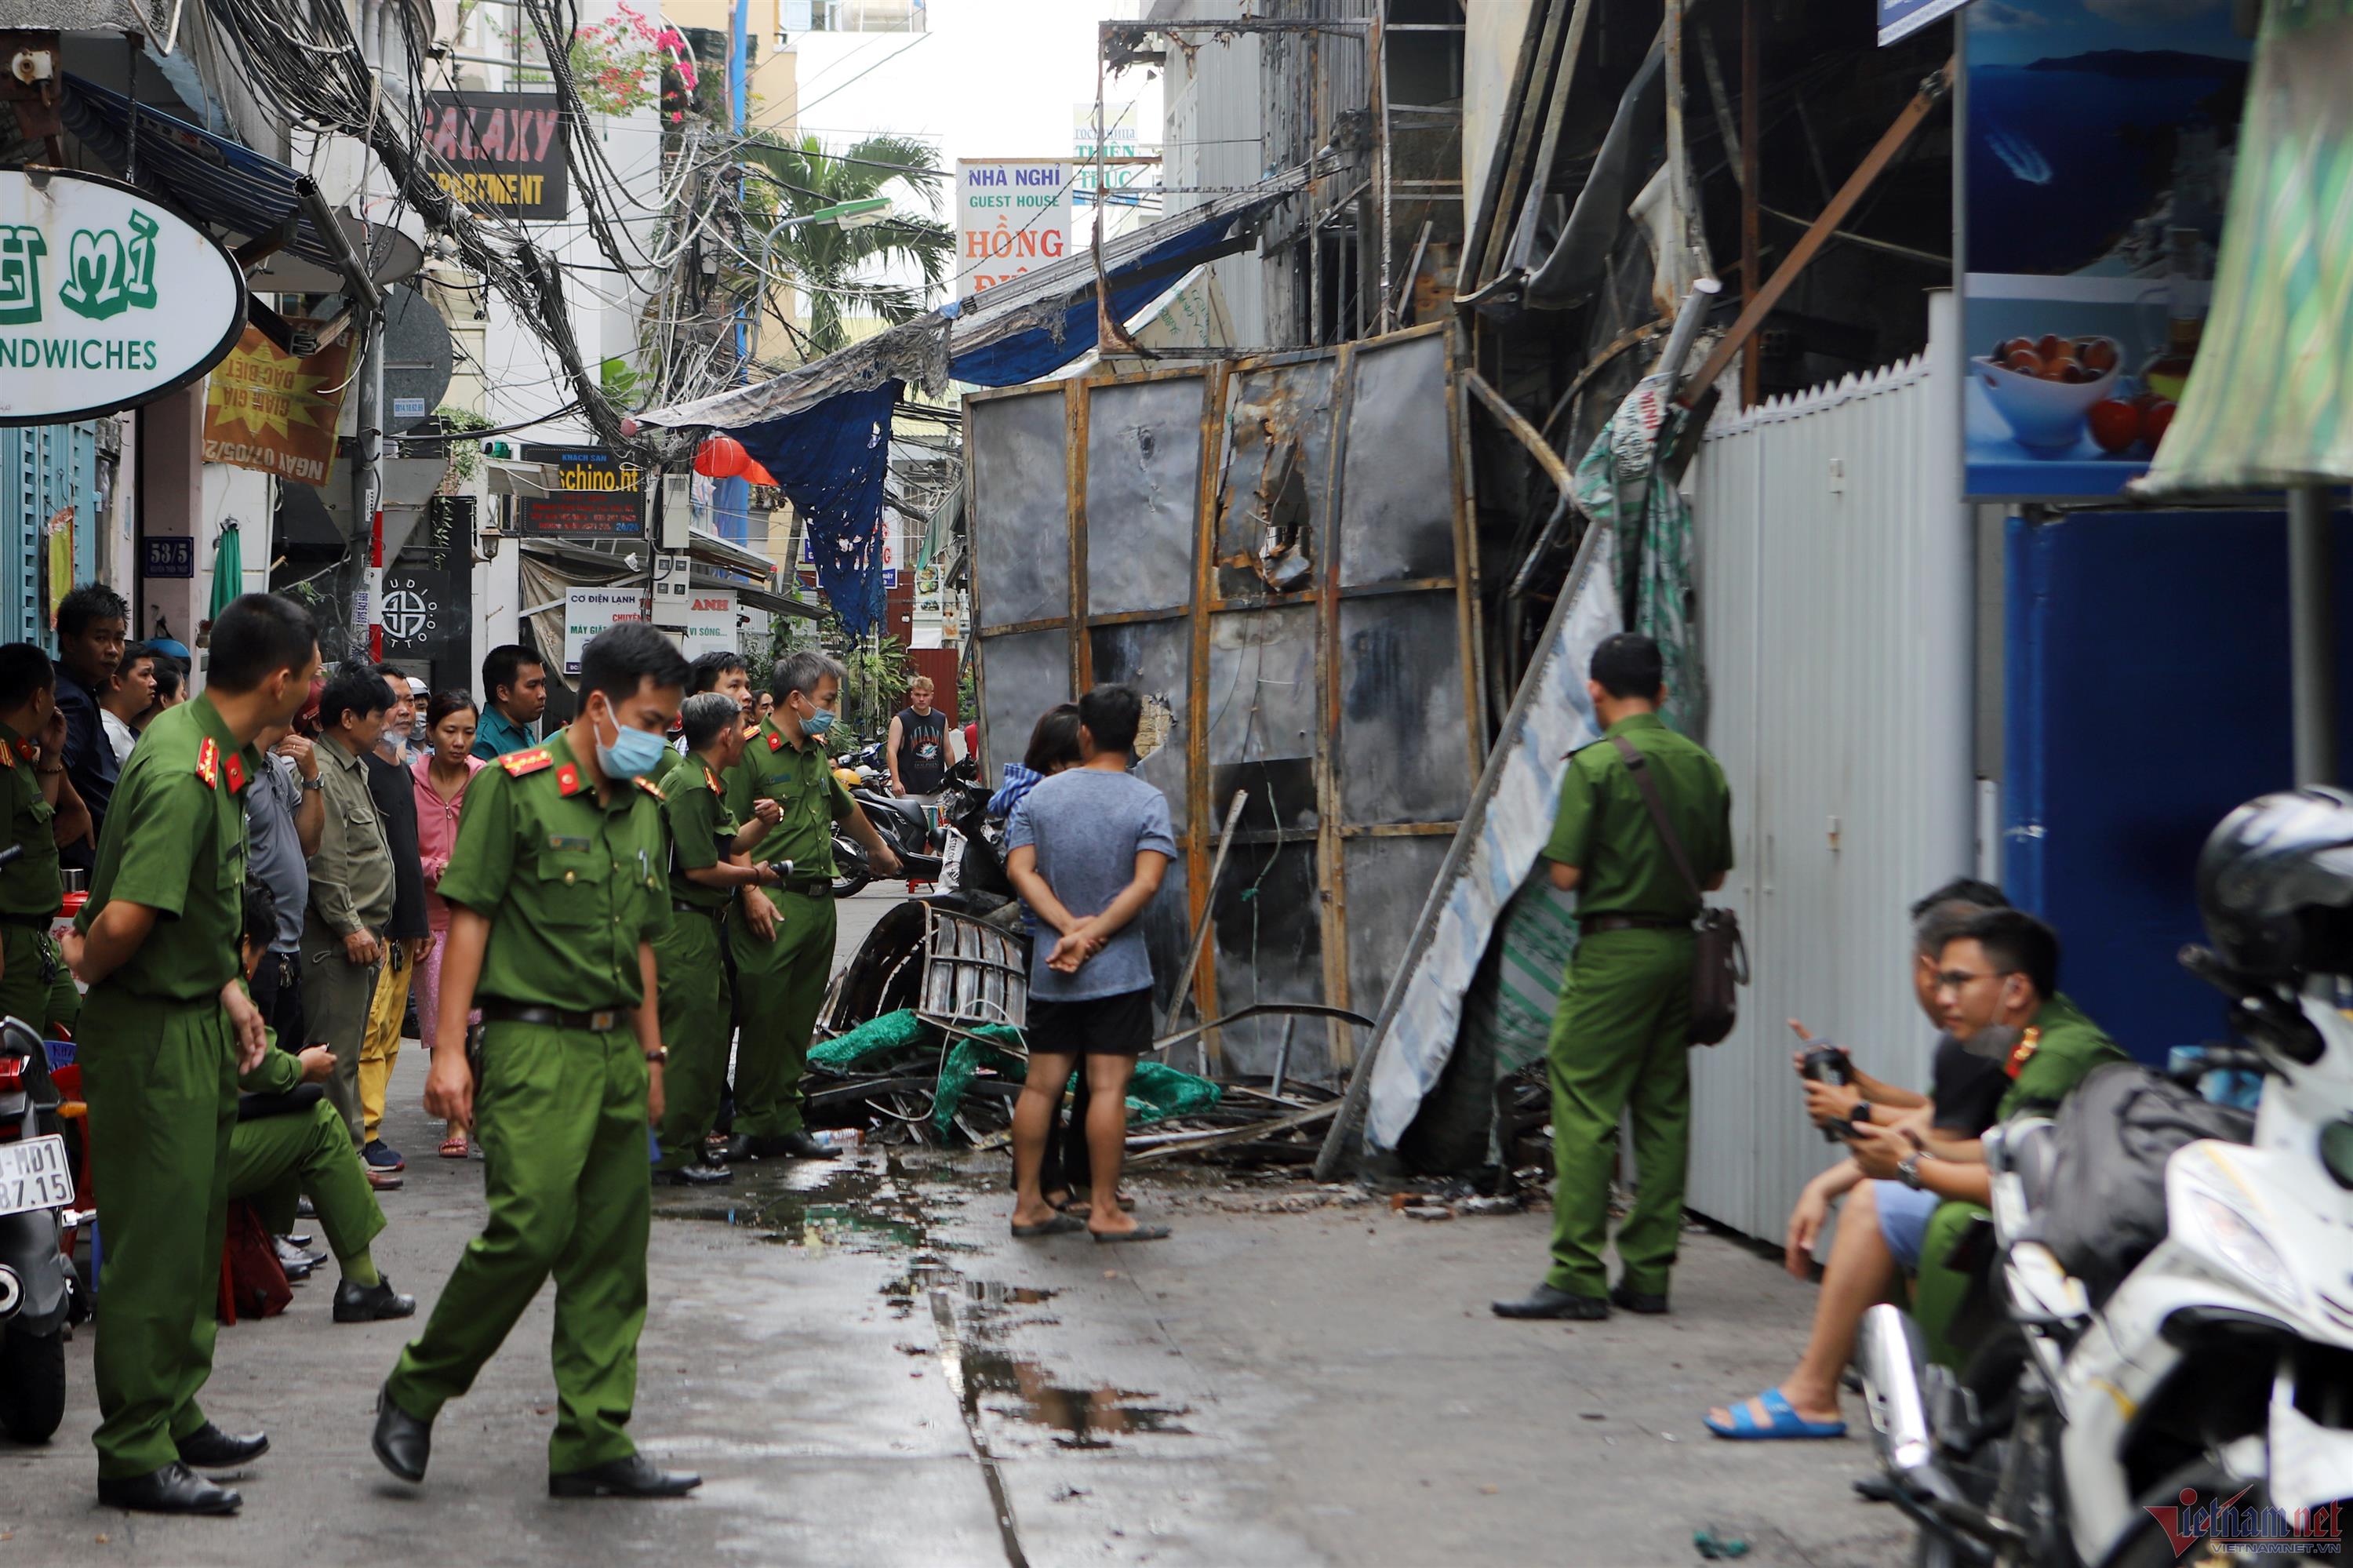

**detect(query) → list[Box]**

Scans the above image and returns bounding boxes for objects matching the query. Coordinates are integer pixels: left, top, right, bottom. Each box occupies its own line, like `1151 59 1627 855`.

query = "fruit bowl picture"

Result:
1971 333 2124 456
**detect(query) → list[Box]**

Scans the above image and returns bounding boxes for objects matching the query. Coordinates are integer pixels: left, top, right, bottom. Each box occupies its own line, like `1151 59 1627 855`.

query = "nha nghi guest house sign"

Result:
0 167 246 427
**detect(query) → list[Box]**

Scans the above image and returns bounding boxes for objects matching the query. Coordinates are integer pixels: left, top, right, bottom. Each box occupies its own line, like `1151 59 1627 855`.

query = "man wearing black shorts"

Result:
1002 685 1176 1243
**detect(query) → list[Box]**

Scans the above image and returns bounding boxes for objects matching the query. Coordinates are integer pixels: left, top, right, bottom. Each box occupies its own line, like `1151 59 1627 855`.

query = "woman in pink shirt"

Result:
413 690 486 1158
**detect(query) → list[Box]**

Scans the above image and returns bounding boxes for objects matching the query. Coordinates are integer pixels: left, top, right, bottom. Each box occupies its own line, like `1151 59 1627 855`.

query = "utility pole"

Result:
351 306 385 663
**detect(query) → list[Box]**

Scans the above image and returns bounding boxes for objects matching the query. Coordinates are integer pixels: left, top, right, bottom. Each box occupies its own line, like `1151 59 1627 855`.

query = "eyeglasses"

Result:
1936 968 2017 989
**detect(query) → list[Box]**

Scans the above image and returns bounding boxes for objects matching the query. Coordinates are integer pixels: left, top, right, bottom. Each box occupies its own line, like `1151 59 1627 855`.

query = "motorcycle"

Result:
0 1008 76 1446
1857 943 2353 1566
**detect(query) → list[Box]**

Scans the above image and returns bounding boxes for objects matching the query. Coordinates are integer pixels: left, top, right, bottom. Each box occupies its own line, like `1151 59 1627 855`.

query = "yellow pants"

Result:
358 944 415 1144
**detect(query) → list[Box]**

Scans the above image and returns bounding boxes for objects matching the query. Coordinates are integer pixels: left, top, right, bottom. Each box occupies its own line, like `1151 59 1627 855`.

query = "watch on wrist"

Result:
645 1047 670 1064
299 776 324 791
1897 1152 1925 1191
1852 1101 1871 1126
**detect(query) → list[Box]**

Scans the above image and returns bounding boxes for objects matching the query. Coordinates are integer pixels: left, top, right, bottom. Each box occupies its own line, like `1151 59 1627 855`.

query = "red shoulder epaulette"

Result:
766 730 784 751
555 762 584 797
704 766 722 795
742 723 761 740
500 748 554 777
635 773 666 802
196 736 220 789
0 745 14 771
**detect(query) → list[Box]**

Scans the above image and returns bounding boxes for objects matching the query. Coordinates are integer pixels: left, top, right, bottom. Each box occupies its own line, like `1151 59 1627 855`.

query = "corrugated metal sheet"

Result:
1681 297 1973 1239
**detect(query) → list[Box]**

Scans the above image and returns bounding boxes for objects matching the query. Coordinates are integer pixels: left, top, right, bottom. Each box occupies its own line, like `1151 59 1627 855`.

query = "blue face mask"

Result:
799 704 836 738
592 698 668 780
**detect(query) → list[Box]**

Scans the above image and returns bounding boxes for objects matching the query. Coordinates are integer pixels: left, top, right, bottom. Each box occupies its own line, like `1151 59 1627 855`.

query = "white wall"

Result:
1680 293 1975 1240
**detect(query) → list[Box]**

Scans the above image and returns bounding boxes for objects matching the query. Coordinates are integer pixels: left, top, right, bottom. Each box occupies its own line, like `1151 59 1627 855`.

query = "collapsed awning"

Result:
639 164 1315 430
60 75 409 298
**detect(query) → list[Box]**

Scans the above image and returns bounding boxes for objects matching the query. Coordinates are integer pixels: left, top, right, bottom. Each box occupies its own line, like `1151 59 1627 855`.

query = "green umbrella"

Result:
207 521 244 624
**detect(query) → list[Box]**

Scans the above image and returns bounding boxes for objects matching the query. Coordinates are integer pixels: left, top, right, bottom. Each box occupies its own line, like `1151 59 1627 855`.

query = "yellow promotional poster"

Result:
202 326 355 487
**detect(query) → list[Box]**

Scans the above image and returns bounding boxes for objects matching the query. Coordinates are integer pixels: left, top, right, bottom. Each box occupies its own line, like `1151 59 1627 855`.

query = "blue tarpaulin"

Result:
734 380 900 637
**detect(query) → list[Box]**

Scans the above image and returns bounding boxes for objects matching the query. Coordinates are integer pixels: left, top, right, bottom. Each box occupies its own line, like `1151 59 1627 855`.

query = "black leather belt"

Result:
672 899 725 917
478 1001 625 1032
0 915 55 929
775 874 831 897
1579 914 1693 935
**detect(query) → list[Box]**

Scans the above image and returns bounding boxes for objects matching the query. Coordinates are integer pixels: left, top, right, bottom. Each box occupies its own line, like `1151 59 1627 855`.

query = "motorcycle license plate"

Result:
0 1134 72 1217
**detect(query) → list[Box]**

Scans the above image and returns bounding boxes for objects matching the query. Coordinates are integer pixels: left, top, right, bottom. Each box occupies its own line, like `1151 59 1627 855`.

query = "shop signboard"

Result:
1960 0 2254 500
519 444 645 493
681 590 739 657
422 91 569 220
202 325 355 486
955 158 1072 297
0 168 246 427
515 491 646 537
561 588 648 675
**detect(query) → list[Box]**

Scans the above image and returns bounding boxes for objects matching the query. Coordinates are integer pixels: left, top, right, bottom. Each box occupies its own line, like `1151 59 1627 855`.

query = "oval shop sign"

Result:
0 167 247 427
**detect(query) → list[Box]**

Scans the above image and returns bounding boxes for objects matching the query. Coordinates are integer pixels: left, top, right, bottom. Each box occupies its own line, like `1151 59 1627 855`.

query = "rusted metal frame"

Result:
1168 788 1249 1039
1336 576 1459 600
1442 326 1488 788
1082 606 1193 630
1186 363 1226 1064
1205 584 1322 613
1373 0 1393 333
976 616 1070 639
1464 370 1573 497
1393 216 1434 326
1338 821 1461 839
1740 0 1762 409
1662 0 1708 277
1463 0 1572 288
1066 380 1093 693
1315 340 1359 1068
1678 56 1957 410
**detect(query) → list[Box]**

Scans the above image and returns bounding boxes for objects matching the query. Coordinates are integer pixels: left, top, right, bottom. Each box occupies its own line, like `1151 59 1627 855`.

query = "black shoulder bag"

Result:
1607 735 1747 1046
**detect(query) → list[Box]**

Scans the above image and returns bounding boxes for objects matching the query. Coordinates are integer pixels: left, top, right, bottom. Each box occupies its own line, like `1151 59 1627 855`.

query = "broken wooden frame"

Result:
964 322 1486 1088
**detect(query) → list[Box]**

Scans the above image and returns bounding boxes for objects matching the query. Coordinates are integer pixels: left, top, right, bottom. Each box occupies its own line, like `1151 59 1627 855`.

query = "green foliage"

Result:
599 355 644 410
736 133 955 357
832 628 915 744
956 658 976 726
434 406 494 484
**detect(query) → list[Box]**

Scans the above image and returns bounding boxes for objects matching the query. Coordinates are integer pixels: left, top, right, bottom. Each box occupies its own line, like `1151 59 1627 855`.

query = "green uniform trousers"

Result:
80 988 238 1479
1913 1199 1988 1371
652 906 729 1172
227 1098 387 1264
0 922 79 1036
385 1020 650 1474
727 890 835 1137
1544 928 1694 1297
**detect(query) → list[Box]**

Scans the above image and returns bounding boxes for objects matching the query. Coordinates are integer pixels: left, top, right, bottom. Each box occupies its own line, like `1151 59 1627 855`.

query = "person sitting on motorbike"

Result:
228 881 416 1323
1706 903 2122 1439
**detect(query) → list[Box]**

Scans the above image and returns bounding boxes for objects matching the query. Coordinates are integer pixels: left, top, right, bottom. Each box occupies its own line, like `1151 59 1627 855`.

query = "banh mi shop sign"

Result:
0 168 246 426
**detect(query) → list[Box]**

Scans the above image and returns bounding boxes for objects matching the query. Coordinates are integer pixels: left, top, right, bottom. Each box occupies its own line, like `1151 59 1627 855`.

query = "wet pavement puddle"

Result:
657 1148 1196 1567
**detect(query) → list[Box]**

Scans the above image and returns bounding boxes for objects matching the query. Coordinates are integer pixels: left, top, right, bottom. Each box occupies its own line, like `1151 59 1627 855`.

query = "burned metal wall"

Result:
966 323 1482 1086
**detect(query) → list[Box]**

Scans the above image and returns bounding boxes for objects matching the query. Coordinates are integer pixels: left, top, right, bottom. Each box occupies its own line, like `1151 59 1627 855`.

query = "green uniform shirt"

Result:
0 721 62 920
75 695 261 1002
664 755 741 912
1542 712 1733 920
435 731 670 1011
1997 993 2126 1119
723 718 851 877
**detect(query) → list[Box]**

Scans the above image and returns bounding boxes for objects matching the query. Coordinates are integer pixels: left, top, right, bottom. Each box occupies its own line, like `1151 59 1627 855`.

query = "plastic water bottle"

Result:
810 1129 864 1151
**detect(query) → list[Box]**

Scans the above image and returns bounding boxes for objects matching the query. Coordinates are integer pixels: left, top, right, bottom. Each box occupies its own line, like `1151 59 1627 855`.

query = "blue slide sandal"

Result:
1704 1388 1847 1440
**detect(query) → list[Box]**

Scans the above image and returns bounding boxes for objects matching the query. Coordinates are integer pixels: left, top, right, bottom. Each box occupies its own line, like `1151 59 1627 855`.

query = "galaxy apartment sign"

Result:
424 92 571 220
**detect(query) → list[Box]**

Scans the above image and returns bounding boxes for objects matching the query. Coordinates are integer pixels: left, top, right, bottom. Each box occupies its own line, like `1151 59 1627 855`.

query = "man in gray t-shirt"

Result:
245 721 323 1048
1003 686 1176 1244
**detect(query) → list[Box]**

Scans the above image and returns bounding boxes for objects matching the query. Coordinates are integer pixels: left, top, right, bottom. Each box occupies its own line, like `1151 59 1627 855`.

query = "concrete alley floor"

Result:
6 889 1910 1567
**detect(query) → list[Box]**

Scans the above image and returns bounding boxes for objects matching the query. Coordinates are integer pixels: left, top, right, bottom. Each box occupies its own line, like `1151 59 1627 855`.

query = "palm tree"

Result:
737 133 955 358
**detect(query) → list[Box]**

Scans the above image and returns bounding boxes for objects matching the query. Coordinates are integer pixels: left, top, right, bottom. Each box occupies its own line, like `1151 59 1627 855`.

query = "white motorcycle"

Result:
1859 941 2353 1566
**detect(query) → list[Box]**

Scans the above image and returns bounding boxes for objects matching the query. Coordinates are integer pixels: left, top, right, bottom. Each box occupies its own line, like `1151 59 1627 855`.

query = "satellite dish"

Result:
382 285 455 435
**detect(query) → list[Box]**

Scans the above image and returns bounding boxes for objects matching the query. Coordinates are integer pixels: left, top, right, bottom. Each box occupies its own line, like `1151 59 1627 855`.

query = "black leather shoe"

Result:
704 1133 750 1166
1491 1283 1609 1320
548 1453 702 1499
176 1422 268 1468
1610 1281 1670 1315
97 1462 242 1515
334 1276 417 1322
371 1384 432 1483
656 1164 733 1187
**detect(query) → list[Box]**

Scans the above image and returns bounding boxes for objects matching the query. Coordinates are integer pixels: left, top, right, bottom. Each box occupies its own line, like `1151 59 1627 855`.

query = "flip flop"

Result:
1091 1224 1172 1244
1703 1388 1846 1440
1011 1214 1086 1239
438 1135 468 1159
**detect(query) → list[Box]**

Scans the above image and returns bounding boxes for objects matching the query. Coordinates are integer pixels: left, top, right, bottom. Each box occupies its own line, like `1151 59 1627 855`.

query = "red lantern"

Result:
693 435 749 478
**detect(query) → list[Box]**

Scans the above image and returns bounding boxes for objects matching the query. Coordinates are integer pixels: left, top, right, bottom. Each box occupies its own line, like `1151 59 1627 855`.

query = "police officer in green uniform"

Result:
723 651 899 1160
372 623 701 1500
651 690 784 1186
64 595 319 1515
1495 633 1732 1321
0 645 93 1037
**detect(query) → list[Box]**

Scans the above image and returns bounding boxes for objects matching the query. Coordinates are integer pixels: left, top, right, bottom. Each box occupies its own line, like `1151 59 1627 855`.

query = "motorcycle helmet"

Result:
2196 786 2353 977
